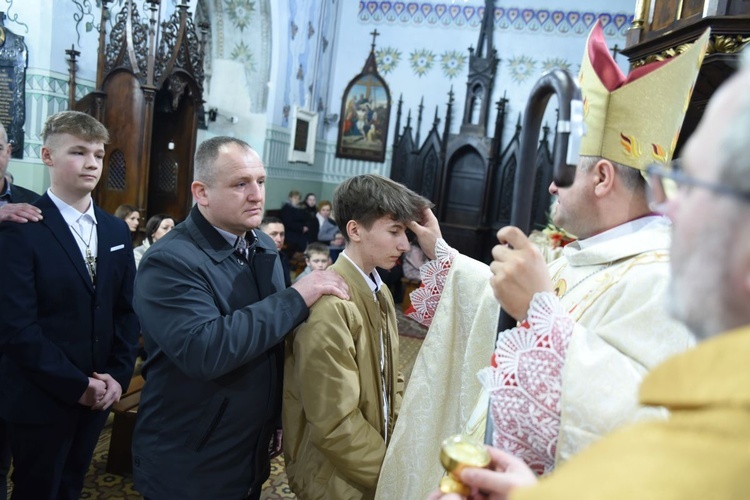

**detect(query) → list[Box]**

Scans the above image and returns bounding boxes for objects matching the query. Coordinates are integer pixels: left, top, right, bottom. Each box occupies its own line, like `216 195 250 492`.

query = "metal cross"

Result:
370 29 380 51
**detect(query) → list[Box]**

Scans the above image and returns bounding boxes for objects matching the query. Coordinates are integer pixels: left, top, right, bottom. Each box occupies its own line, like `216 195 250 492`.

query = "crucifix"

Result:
370 29 380 51
69 222 97 285
84 249 97 285
609 43 621 61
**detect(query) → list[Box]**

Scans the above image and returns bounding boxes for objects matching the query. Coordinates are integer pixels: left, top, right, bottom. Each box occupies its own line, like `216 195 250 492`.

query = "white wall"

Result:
325 0 635 150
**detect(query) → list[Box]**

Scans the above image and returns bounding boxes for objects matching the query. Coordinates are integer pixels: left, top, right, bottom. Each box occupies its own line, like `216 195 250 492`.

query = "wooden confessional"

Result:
67 0 208 223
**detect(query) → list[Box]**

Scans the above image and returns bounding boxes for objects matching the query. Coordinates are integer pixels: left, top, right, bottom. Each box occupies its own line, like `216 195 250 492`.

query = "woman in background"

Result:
115 204 141 244
300 193 319 244
133 214 175 268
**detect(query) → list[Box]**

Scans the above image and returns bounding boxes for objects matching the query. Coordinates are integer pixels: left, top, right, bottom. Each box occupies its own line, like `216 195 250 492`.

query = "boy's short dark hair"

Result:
304 242 330 258
41 110 110 145
333 174 433 242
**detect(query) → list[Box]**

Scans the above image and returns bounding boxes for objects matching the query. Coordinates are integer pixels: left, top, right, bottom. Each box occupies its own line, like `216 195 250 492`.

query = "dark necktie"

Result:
235 234 258 263
235 237 249 260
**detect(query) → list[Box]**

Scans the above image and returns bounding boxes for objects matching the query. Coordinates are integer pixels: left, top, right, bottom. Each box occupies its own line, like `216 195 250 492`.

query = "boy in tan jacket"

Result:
283 174 431 499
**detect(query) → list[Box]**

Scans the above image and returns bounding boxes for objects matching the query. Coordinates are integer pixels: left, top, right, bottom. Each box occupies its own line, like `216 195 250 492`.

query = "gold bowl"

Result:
439 434 491 494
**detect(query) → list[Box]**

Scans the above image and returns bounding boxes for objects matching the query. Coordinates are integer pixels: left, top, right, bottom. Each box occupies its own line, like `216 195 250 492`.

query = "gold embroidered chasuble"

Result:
375 217 693 500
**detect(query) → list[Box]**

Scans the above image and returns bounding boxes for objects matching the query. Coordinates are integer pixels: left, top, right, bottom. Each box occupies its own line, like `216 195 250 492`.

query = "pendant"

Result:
85 248 97 283
553 278 567 297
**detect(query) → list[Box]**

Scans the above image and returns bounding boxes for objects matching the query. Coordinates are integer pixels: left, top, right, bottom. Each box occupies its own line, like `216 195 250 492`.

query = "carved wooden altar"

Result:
67 0 208 222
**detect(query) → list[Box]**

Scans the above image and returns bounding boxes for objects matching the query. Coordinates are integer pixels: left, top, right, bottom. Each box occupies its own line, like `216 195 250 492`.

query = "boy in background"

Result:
293 242 331 283
282 174 432 499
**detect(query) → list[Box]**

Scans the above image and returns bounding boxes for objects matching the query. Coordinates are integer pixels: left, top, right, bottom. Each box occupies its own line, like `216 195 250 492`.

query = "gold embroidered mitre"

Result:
578 21 710 170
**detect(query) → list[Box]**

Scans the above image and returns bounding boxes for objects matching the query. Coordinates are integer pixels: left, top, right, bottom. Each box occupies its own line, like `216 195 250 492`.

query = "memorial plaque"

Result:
0 13 28 159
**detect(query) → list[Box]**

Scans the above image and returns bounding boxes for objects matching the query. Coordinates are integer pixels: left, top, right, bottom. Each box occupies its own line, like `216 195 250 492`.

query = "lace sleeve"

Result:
476 291 575 475
405 238 457 327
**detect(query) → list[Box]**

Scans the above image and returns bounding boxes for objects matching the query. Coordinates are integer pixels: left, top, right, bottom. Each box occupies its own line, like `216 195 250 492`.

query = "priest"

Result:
376 22 710 499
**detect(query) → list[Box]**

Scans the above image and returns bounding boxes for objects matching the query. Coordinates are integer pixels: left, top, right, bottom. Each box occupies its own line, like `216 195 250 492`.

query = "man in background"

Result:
0 122 41 224
260 216 292 287
0 122 42 498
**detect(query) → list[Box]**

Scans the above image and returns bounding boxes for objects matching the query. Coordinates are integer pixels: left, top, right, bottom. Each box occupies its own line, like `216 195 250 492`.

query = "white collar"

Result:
47 188 97 226
212 225 256 249
573 215 665 250
340 250 384 294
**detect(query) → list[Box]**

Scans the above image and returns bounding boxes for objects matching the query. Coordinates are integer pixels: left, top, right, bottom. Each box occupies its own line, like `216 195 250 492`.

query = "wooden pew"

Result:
105 374 144 475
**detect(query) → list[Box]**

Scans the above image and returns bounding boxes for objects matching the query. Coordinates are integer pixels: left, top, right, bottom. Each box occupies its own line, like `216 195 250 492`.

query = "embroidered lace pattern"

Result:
405 238 457 327
477 291 575 475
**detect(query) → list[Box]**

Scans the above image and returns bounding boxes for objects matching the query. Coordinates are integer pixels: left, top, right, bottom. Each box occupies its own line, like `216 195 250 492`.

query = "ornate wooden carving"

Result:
415 109 442 202
68 0 207 222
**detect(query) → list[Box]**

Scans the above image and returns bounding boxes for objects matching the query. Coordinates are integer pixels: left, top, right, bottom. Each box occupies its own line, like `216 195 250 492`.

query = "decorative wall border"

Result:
358 2 633 37
376 45 581 82
22 71 95 160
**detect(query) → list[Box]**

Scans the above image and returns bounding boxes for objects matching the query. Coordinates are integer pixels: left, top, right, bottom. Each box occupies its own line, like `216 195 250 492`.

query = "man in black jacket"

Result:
132 137 349 499
0 123 42 225
0 122 40 498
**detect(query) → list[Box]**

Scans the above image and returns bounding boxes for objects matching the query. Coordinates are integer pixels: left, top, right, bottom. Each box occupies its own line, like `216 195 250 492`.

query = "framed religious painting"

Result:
336 34 391 163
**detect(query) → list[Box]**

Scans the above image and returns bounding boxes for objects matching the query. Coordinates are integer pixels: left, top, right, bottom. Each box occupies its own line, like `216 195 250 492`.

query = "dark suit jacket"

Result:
0 194 139 424
7 183 41 204
132 206 309 500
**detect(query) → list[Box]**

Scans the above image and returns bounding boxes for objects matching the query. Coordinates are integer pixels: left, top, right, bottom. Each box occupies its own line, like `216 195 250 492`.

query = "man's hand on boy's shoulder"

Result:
0 203 43 223
291 269 349 307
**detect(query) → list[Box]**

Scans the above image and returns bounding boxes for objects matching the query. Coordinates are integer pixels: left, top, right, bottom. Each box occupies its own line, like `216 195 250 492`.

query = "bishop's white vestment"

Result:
375 216 694 500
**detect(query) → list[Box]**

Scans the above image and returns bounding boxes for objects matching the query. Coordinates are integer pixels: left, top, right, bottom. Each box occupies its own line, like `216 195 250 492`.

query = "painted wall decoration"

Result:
224 0 255 30
358 2 632 37
374 45 580 82
2 0 28 34
440 50 466 78
506 54 537 83
409 48 435 77
376 46 401 74
280 0 338 129
336 37 391 163
221 0 271 113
